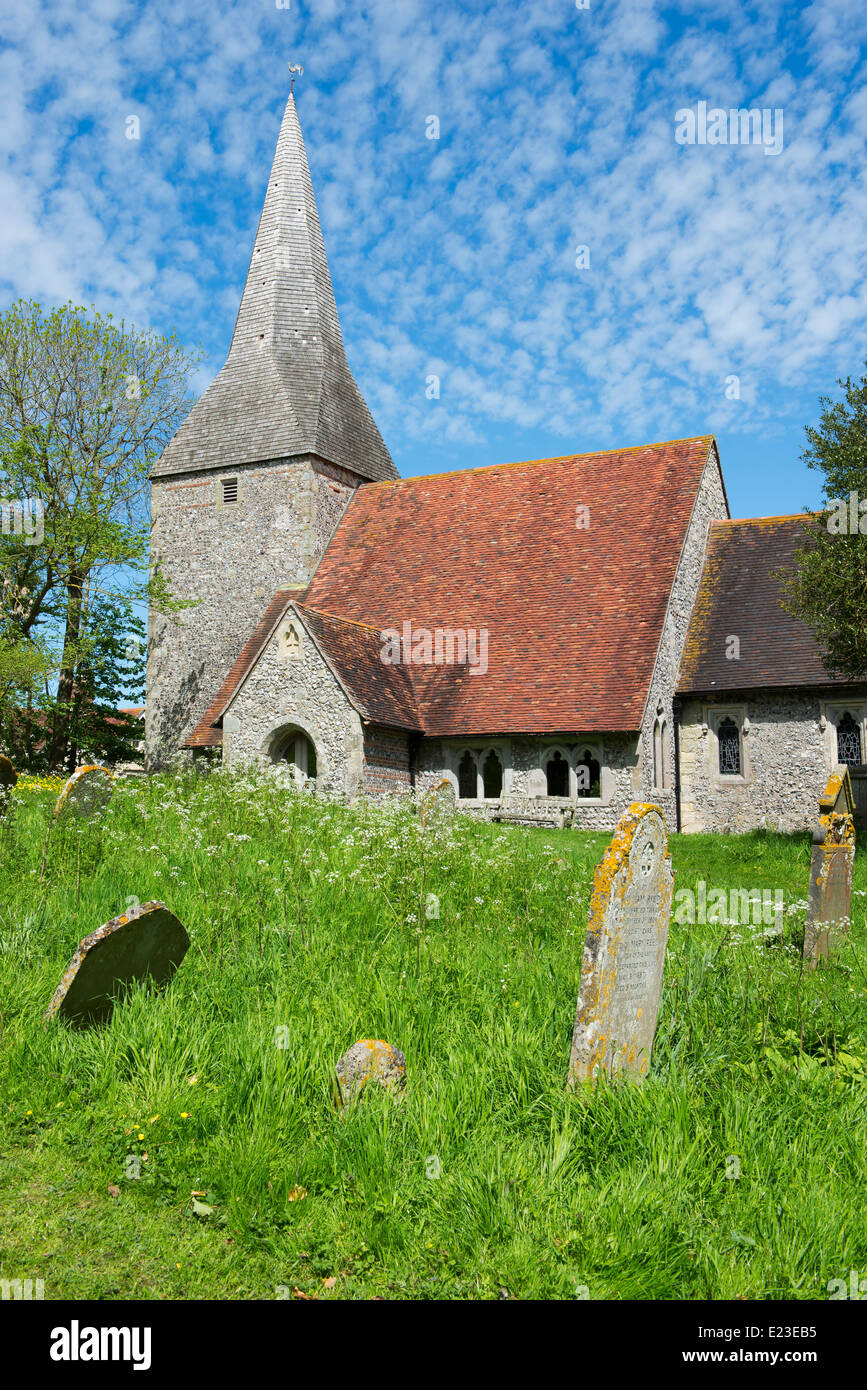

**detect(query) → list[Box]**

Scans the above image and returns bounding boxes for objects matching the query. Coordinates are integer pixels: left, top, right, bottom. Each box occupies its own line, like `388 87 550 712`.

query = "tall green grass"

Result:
0 767 865 1300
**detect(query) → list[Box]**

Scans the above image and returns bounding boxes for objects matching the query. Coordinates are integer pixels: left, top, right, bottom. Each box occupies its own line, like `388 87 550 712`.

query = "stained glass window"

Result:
836 711 861 766
717 717 740 775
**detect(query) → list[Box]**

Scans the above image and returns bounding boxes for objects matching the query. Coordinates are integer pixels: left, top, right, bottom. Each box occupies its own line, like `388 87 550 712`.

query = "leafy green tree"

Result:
781 367 867 681
0 300 200 770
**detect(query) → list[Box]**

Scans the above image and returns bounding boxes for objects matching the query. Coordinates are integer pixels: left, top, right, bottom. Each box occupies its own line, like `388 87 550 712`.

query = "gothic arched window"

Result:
546 749 569 797
717 717 740 775
836 711 861 766
653 719 663 791
482 750 503 799
458 751 477 800
576 748 600 798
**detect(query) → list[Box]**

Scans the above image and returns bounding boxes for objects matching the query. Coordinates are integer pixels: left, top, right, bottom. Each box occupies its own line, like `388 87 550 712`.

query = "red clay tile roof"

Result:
678 515 836 693
301 436 719 735
298 606 420 729
184 589 306 747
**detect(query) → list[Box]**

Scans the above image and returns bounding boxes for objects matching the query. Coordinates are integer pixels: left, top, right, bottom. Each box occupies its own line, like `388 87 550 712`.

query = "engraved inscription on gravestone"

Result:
568 803 674 1086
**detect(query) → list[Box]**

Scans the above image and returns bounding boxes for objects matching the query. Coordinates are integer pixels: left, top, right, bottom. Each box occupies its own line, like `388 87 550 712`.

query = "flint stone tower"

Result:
146 92 397 764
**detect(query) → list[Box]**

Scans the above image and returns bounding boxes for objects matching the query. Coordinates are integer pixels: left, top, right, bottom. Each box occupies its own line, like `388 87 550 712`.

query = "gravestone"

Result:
419 779 456 828
803 768 856 966
568 803 674 1087
44 900 190 1027
54 765 114 819
527 769 547 798
334 1039 406 1106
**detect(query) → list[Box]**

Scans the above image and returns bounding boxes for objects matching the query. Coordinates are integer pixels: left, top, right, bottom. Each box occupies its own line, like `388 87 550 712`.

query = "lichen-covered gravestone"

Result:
334 1039 406 1106
419 779 456 828
803 769 856 967
44 901 190 1027
568 803 674 1087
54 764 114 819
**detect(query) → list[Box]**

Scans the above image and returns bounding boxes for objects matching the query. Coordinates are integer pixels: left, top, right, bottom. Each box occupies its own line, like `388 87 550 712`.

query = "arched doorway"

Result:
272 727 318 786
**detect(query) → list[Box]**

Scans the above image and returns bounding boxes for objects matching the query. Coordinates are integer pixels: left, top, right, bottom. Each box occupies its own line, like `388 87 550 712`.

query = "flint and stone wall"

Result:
146 454 358 765
363 727 413 796
678 688 867 832
414 734 639 831
208 601 364 799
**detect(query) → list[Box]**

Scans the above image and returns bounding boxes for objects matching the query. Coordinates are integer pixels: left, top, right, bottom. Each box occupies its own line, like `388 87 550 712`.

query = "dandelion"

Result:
180 1112 190 1119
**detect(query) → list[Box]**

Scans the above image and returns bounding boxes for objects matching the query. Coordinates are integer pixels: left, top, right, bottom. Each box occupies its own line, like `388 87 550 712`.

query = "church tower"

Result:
146 89 397 764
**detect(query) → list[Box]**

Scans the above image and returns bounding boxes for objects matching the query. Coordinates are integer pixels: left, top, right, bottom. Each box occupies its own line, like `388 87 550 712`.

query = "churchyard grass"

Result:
0 768 865 1300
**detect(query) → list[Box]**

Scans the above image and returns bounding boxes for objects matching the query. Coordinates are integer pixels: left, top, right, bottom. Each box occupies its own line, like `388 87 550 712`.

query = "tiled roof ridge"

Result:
713 512 819 527
357 433 715 490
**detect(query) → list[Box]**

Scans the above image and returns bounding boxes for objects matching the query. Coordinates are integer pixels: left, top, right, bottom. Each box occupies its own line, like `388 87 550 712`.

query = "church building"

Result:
146 91 867 834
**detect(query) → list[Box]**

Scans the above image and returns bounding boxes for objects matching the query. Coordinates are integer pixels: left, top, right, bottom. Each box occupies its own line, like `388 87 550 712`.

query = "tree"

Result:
0 300 200 770
780 366 867 681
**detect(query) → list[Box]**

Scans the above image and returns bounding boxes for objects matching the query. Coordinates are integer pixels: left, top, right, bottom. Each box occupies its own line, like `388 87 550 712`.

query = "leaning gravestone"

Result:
568 803 674 1087
44 900 190 1027
54 764 114 819
803 768 856 967
419 778 456 828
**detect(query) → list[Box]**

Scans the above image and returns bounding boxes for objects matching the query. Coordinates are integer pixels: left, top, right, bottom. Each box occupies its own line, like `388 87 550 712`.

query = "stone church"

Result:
146 92 867 834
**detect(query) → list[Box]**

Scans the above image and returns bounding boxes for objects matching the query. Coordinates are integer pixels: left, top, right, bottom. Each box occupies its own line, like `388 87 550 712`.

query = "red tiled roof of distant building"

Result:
300 436 719 734
678 514 842 693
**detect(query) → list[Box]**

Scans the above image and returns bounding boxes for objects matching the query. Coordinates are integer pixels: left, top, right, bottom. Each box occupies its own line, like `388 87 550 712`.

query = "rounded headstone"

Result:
0 755 17 790
54 765 114 819
335 1039 406 1106
419 779 456 828
44 900 190 1028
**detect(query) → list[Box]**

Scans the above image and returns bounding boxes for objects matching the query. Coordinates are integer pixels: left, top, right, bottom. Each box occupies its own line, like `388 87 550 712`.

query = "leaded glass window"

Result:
717 717 741 775
836 711 861 766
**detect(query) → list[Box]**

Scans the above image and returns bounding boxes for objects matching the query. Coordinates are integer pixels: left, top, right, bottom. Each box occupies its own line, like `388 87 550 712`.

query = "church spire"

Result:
154 88 397 483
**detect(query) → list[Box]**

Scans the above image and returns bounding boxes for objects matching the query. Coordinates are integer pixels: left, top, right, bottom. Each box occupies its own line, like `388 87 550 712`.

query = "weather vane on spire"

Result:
288 63 303 95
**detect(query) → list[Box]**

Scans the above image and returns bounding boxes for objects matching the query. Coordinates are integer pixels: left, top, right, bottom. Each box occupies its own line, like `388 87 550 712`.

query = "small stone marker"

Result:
335 1039 406 1106
419 778 456 828
44 900 190 1028
803 769 856 966
54 764 114 819
568 803 674 1087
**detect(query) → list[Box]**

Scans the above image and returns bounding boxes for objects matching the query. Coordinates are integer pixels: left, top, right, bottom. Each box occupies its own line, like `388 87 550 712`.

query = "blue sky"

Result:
2 0 866 519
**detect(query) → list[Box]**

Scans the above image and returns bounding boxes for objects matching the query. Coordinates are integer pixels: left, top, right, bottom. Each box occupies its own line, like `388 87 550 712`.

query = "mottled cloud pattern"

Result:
1 0 865 514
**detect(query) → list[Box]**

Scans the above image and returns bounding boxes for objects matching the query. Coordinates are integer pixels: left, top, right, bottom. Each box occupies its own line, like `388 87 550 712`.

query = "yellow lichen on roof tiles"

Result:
362 435 715 489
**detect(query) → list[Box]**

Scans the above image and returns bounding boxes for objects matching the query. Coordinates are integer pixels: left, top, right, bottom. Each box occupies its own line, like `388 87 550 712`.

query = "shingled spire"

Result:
153 93 397 481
